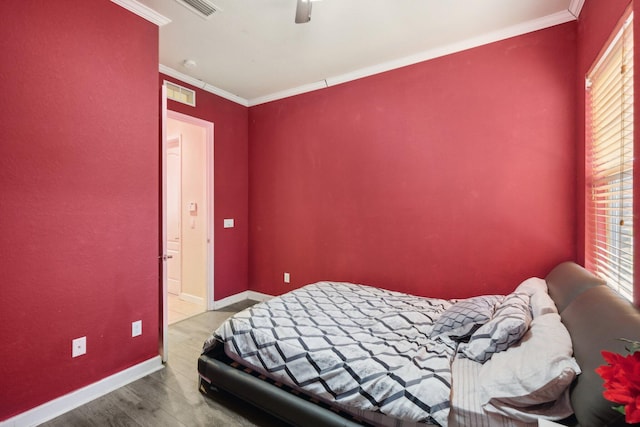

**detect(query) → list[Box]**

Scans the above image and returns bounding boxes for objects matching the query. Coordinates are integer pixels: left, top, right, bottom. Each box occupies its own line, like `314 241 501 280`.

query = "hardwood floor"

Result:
40 301 288 427
168 293 205 325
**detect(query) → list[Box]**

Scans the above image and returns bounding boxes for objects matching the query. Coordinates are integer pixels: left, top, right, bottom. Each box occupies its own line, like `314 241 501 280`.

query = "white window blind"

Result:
586 11 634 302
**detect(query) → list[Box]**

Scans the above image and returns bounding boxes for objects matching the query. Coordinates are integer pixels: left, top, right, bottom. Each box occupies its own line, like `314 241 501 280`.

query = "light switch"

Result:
224 219 234 228
132 320 142 337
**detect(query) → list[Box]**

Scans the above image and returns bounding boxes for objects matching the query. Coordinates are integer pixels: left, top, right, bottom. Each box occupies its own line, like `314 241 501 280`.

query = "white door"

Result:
166 136 182 295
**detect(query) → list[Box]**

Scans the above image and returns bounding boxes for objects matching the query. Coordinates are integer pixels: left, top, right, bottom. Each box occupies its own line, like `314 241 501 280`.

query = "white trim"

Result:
0 357 163 427
247 290 274 302
110 0 171 26
206 120 215 311
249 80 329 107
159 65 249 107
212 290 248 310
212 291 274 310
568 0 586 18
588 13 633 77
160 85 169 362
178 292 205 306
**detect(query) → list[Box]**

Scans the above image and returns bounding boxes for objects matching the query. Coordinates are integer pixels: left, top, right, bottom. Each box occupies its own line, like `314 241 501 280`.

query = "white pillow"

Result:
462 292 532 363
479 312 581 422
530 290 558 318
515 277 547 296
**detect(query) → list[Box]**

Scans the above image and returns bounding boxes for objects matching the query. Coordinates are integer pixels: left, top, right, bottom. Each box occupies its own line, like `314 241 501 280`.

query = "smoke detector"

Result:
183 59 197 69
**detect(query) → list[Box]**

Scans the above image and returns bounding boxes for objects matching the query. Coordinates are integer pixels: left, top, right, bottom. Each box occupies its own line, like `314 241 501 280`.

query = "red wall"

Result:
576 0 640 306
248 23 578 299
3 0 633 420
0 1 159 420
161 76 249 301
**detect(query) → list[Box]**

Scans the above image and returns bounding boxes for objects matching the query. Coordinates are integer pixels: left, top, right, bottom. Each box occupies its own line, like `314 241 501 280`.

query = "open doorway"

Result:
164 111 214 326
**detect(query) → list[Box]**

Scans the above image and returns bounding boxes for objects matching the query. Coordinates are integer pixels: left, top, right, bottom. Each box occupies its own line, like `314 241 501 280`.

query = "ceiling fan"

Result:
295 0 319 24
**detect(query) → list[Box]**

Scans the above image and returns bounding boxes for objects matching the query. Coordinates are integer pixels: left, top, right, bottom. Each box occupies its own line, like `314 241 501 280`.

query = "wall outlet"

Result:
132 320 142 337
72 336 86 358
284 272 290 283
223 218 234 228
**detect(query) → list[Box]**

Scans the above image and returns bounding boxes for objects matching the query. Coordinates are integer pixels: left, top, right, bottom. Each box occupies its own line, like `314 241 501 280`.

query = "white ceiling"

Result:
126 0 584 106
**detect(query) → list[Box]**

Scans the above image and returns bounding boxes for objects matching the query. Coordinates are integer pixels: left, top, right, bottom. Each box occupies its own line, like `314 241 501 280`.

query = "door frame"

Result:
161 85 168 362
167 109 214 310
161 105 214 362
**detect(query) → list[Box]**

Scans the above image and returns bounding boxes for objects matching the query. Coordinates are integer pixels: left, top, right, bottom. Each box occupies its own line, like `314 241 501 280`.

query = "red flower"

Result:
596 350 640 424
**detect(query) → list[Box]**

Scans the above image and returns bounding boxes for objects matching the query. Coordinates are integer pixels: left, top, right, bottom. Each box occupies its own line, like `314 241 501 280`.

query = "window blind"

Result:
586 12 634 302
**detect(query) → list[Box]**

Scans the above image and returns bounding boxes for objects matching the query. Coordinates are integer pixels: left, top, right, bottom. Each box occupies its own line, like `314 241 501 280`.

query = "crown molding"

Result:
568 0 585 18
158 9 579 107
159 64 249 107
248 80 329 107
111 0 171 26
324 10 576 89
247 9 577 106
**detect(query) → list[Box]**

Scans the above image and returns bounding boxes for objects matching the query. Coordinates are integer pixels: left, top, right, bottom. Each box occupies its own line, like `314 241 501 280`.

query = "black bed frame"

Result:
198 342 364 426
198 262 640 427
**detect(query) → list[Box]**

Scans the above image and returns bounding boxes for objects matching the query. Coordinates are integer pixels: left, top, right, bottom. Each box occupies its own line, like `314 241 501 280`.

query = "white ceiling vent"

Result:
174 0 220 19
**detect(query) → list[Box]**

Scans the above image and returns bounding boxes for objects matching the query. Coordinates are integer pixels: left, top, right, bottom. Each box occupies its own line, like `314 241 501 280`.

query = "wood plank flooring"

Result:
40 301 288 427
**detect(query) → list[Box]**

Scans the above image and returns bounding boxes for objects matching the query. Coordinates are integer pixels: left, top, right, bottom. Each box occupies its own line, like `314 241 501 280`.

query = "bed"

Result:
197 262 640 426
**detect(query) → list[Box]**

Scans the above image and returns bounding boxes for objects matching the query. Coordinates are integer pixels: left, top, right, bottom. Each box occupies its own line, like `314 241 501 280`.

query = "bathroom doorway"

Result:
165 111 214 324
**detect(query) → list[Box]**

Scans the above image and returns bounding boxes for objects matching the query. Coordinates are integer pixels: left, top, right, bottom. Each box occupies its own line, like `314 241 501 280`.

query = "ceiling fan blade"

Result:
295 0 312 24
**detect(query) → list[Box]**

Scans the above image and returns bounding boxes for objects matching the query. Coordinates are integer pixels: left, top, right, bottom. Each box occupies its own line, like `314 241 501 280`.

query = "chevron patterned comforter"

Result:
204 282 458 426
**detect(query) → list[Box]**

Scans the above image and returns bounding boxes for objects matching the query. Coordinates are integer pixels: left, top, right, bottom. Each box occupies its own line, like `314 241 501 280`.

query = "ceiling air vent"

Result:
174 0 220 19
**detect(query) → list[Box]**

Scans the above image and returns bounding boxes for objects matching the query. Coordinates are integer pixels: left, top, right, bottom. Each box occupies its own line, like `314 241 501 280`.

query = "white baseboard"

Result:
3 291 274 426
179 292 205 306
1 356 163 427
212 290 247 309
247 290 273 302
212 290 273 310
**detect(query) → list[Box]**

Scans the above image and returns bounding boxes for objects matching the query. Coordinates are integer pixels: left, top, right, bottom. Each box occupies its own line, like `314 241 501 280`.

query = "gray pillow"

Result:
462 292 532 363
430 295 503 341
